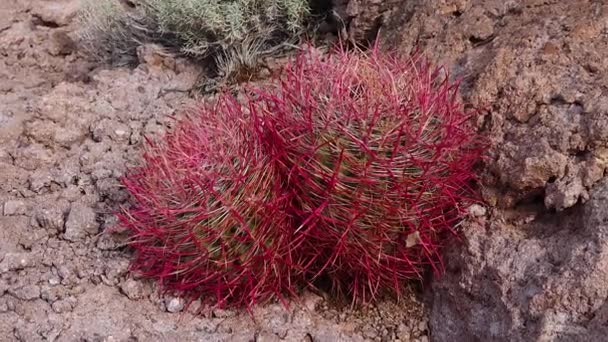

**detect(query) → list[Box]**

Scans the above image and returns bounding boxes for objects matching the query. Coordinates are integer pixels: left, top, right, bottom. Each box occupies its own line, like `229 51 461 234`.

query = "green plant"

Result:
76 0 310 75
77 0 138 65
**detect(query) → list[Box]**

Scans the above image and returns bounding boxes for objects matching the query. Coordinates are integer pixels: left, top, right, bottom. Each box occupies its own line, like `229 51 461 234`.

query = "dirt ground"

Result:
0 1 431 341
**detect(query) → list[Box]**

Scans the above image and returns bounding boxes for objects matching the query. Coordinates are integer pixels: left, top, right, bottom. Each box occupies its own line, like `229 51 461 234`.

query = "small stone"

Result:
32 0 80 27
0 253 35 273
57 265 72 281
11 285 41 301
51 299 74 313
406 231 421 248
303 291 323 311
120 279 144 300
468 204 487 217
48 277 60 286
35 206 66 234
212 308 237 318
3 200 27 216
418 320 428 332
165 297 184 313
256 332 281 342
48 30 76 56
64 202 99 241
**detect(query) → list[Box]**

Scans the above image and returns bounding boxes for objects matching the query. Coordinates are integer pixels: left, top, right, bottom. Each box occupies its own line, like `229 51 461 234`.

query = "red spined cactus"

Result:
119 45 485 309
247 46 485 303
118 97 301 309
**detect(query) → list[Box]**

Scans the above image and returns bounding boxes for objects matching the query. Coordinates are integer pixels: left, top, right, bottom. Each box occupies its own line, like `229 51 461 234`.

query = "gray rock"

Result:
256 332 281 342
165 297 184 313
3 200 26 216
0 253 35 273
35 205 66 234
120 279 144 300
31 0 79 27
51 298 75 313
431 180 608 341
10 284 41 301
64 202 98 241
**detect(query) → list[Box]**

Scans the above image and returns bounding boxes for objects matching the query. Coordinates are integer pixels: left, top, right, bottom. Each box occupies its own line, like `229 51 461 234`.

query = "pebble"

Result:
3 200 27 216
468 204 487 217
35 206 65 233
64 202 99 241
165 297 184 313
11 285 41 301
0 253 34 273
120 279 144 300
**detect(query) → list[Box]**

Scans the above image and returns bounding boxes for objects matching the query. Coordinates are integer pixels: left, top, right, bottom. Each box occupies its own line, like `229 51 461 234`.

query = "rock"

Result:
51 298 75 313
119 279 144 300
136 44 177 71
430 180 608 341
333 0 401 45
35 204 66 234
467 204 486 217
48 30 76 56
32 0 80 27
256 332 281 342
64 202 99 241
379 0 608 209
165 297 184 313
10 284 41 301
212 308 237 318
0 253 35 273
3 200 26 216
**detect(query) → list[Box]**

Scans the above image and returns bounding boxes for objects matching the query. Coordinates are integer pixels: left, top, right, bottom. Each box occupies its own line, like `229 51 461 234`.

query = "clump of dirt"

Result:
0 0 430 341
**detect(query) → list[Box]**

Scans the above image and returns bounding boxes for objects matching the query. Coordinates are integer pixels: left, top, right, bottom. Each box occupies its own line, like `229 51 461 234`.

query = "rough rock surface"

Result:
0 0 430 341
432 181 608 341
346 0 608 211
408 0 607 210
337 0 608 340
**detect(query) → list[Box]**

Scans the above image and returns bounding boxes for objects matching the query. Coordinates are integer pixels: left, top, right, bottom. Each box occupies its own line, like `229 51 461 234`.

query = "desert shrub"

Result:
77 0 138 65
119 46 486 308
248 47 486 302
118 98 303 308
76 0 310 72
141 0 308 56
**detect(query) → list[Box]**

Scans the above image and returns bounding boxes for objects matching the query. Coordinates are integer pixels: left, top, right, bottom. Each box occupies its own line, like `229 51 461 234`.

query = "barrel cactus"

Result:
118 97 301 308
248 47 485 302
119 46 485 308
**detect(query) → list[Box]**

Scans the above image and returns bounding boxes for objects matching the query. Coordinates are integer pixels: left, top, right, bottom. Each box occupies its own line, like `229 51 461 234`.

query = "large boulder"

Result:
431 179 608 341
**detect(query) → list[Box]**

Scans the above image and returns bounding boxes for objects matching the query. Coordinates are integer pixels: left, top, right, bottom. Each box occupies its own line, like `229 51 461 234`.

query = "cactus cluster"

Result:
119 46 486 308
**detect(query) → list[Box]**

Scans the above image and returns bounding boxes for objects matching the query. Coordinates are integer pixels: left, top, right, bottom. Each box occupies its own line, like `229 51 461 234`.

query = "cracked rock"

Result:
0 253 35 273
64 202 99 241
3 200 27 216
10 284 41 301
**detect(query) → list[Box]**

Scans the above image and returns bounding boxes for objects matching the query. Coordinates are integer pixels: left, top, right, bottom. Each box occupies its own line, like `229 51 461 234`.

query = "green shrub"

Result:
77 0 137 65
77 0 310 75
